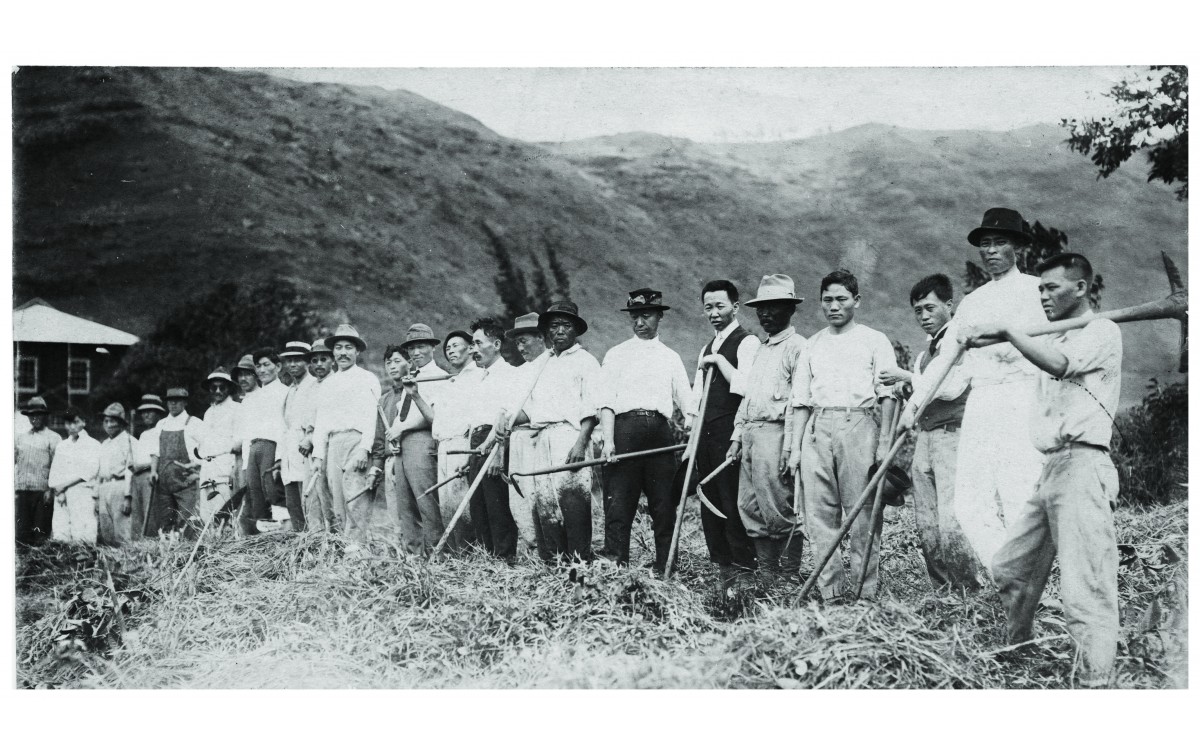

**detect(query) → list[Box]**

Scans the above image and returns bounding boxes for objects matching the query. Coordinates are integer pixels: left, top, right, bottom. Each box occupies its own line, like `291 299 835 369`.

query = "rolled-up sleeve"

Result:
789 347 814 408
872 331 899 400
1059 320 1120 379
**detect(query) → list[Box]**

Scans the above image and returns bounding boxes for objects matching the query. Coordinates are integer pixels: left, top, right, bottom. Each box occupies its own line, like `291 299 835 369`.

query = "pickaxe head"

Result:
501 472 524 498
1161 251 1188 373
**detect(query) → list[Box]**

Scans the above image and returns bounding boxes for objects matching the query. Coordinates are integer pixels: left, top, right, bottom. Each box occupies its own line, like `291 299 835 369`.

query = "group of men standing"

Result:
14 207 1127 686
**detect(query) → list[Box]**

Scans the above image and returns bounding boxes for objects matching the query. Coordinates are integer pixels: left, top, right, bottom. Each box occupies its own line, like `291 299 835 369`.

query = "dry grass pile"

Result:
15 494 1187 689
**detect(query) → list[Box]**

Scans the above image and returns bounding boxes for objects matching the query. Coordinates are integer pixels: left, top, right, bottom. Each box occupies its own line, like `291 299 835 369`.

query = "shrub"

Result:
1111 379 1188 506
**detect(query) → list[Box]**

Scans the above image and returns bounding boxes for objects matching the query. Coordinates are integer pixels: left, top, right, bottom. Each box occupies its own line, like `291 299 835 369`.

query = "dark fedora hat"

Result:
869 462 912 507
620 288 671 312
967 207 1033 247
538 301 588 336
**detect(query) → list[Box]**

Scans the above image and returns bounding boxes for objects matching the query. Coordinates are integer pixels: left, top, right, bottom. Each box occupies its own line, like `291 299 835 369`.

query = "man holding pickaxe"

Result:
502 312 550 555
956 252 1122 688
511 301 602 563
686 280 762 595
596 288 692 575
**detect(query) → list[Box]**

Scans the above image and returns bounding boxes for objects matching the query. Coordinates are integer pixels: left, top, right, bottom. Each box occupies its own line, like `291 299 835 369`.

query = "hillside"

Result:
13 67 1188 404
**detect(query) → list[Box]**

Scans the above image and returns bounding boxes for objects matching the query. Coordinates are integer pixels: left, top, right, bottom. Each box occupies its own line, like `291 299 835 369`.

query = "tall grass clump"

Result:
1112 379 1187 506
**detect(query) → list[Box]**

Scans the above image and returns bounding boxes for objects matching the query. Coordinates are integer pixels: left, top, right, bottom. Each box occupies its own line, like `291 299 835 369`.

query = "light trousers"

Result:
911 427 986 590
435 436 475 551
52 484 97 544
392 430 442 555
993 446 1119 687
507 428 539 554
954 379 1045 572
325 431 372 537
97 480 131 546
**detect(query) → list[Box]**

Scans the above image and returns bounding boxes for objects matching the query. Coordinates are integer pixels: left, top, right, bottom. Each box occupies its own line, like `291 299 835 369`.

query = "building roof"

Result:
13 299 140 346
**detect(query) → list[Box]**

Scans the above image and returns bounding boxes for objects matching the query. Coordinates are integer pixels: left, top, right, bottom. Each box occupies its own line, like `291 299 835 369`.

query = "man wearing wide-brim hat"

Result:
96 402 136 546
945 207 1047 575
15 396 62 544
299 339 336 529
279 341 315 531
147 387 205 537
385 323 449 554
597 289 692 573
312 324 382 538
197 367 243 528
128 394 166 540
726 274 808 589
511 301 603 562
502 312 550 554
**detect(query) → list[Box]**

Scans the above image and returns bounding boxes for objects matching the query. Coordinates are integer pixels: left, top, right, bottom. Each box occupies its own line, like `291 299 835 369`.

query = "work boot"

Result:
753 538 783 590
715 563 735 599
780 532 805 582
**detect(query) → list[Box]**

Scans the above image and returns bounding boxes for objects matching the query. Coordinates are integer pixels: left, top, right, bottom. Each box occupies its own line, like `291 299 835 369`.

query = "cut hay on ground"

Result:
15 495 1188 689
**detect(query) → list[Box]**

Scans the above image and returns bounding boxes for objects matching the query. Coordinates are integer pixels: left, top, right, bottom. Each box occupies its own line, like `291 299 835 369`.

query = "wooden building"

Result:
13 299 139 432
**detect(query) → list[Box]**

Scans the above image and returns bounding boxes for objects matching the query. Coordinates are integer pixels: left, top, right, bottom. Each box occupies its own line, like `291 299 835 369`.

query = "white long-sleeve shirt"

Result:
946 267 1046 387
240 378 288 461
391 361 449 435
98 432 135 495
791 323 897 409
200 398 243 458
312 365 383 460
601 335 692 423
465 357 521 430
48 432 101 492
523 344 602 428
280 375 318 483
431 366 485 441
133 426 160 469
688 320 760 415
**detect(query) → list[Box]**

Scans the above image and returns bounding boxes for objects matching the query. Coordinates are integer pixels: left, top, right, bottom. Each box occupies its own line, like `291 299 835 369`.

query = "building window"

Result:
16 355 38 393
67 358 91 395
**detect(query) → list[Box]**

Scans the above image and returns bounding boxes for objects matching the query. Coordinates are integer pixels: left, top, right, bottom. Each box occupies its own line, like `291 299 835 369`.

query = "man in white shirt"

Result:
387 323 448 555
428 337 484 550
312 325 382 539
959 253 1122 688
947 208 1047 572
789 269 897 602
96 403 135 546
500 313 549 555
198 368 243 526
685 280 762 592
513 302 602 563
299 339 335 529
462 317 522 561
230 353 258 497
279 341 314 531
597 289 692 574
49 409 102 543
238 349 288 535
149 388 205 537
129 395 165 539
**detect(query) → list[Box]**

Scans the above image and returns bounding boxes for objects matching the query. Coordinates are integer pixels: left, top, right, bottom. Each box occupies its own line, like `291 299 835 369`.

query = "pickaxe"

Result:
665 366 714 578
430 350 552 560
797 263 1189 601
417 465 470 500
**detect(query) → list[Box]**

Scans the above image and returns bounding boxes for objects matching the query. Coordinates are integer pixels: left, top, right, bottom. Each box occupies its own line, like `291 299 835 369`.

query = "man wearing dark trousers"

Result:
686 280 762 595
464 317 520 561
598 288 692 574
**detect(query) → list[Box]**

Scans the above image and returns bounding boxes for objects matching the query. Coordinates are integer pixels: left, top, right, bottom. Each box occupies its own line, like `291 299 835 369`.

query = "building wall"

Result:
14 340 130 437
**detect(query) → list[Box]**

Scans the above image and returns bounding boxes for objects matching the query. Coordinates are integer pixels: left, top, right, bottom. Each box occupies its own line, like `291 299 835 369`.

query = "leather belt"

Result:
618 409 664 419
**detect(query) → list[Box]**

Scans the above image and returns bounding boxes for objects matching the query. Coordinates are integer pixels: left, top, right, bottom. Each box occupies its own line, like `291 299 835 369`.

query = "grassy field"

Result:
15 490 1187 689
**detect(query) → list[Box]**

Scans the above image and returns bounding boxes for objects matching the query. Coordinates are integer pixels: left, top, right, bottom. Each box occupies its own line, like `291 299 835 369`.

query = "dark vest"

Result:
916 347 970 432
701 325 754 432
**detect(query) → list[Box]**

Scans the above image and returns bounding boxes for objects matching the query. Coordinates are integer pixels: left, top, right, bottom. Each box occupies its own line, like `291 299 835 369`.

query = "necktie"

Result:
398 388 412 422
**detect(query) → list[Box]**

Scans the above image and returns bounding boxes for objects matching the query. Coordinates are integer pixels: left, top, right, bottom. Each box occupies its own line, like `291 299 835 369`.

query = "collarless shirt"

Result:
134 425 161 469
200 398 243 458
15 426 62 491
157 411 204 458
99 433 136 494
946 268 1046 387
312 365 383 461
280 375 318 482
524 344 602 428
732 326 806 441
430 365 485 440
689 319 761 415
1032 312 1123 452
601 335 692 422
49 432 101 490
791 323 897 409
391 361 449 435
240 378 288 456
466 357 521 429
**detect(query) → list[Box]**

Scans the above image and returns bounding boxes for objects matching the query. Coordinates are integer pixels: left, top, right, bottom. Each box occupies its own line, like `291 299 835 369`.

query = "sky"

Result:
261 67 1136 143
